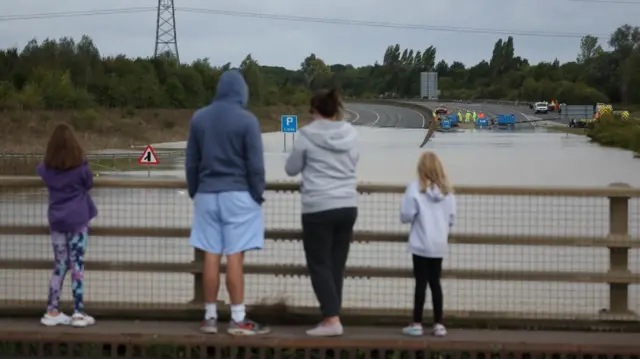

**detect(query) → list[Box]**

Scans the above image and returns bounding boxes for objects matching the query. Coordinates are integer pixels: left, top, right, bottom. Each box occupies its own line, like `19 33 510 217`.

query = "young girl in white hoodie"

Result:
400 151 456 337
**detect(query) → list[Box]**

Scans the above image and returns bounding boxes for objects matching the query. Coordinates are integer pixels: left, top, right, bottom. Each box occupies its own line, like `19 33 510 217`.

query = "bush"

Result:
588 116 640 153
70 108 99 131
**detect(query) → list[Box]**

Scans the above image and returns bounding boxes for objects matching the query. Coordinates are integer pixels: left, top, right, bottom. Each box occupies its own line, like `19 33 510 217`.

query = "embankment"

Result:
0 105 310 153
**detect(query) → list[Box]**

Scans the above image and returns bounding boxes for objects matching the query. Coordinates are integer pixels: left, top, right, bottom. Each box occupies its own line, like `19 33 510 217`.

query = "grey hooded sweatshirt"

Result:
284 118 359 214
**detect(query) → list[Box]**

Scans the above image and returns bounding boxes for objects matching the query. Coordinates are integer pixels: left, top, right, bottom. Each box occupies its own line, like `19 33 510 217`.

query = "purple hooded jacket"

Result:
36 161 98 233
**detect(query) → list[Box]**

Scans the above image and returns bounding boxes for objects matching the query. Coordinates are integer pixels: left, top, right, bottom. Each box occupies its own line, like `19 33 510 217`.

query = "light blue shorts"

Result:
189 191 264 255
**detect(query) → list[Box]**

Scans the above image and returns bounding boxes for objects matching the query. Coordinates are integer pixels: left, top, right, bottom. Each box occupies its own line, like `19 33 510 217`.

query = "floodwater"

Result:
2 124 640 319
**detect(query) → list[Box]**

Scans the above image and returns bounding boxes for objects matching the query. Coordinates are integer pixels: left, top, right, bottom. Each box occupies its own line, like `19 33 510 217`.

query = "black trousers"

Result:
412 255 443 324
302 207 358 318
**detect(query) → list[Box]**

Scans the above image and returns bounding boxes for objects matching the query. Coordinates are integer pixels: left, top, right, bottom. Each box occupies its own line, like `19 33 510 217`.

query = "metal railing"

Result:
0 152 184 175
0 177 639 329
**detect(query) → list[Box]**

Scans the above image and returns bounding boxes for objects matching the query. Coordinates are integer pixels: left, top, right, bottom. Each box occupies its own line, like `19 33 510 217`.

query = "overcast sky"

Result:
0 0 637 70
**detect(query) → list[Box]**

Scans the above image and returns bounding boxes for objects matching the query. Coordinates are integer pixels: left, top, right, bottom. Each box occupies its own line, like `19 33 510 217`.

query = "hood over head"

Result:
425 184 446 203
37 161 88 189
300 119 358 152
214 69 249 107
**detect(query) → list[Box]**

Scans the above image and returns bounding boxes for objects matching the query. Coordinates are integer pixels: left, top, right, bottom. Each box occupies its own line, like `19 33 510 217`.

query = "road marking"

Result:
395 112 402 127
520 112 537 128
370 110 381 127
410 109 426 128
344 108 360 123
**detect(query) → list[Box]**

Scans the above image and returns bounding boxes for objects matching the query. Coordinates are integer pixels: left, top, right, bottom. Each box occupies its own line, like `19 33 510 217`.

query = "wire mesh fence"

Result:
0 182 639 320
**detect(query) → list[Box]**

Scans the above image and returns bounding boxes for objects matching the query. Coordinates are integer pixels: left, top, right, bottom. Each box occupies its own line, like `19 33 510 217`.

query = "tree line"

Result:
0 24 638 111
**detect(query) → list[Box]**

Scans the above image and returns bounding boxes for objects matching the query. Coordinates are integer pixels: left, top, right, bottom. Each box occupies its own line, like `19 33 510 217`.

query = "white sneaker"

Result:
433 323 447 337
305 323 343 337
41 312 72 326
402 324 424 336
71 313 96 328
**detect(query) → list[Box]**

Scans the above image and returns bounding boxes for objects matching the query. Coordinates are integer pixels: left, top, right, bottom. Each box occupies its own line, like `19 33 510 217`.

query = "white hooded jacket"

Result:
400 180 456 258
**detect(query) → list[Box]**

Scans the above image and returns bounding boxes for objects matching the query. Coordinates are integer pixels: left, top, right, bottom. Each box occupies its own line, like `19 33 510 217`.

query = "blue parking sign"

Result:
281 115 297 133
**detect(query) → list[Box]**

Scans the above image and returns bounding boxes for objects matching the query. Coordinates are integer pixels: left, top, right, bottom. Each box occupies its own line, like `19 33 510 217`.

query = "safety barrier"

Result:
0 152 184 175
0 177 639 330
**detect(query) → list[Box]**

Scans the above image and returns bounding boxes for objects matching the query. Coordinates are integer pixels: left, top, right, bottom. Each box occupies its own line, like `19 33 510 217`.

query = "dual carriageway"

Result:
343 100 563 130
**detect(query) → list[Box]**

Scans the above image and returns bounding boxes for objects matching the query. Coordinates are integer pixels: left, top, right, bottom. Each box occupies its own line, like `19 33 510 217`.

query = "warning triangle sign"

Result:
138 145 159 165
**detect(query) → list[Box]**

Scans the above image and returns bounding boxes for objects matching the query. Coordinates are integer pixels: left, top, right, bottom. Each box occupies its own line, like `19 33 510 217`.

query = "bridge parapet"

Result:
0 177 639 330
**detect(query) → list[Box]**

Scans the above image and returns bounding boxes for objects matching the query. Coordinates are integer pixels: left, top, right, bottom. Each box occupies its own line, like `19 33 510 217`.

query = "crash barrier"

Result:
0 177 639 330
0 151 185 176
417 98 535 107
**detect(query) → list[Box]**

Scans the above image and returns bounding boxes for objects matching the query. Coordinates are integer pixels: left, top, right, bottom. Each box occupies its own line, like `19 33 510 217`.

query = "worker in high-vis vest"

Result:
472 111 477 122
457 111 462 123
465 111 471 123
478 112 485 119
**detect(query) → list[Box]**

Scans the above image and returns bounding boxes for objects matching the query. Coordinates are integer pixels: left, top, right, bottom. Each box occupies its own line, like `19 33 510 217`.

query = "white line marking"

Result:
344 108 360 123
410 109 426 128
520 112 537 128
370 110 381 127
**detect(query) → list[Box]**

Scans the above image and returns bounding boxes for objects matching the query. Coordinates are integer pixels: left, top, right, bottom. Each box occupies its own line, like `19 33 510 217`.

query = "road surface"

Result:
344 103 426 128
404 101 564 130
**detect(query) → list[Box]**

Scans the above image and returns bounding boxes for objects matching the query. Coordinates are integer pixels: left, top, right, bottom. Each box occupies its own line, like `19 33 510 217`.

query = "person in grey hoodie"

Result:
284 89 359 337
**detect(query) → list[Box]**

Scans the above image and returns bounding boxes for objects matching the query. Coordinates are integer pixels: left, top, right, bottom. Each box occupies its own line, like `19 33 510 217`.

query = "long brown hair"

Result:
417 151 453 194
43 123 86 170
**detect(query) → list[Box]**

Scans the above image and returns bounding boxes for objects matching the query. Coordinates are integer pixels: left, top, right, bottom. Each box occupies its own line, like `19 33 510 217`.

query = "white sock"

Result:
230 304 246 323
204 303 217 320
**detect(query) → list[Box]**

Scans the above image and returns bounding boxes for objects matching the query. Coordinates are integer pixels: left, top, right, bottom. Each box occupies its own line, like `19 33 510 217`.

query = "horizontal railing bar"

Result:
2 260 637 283
1 176 640 196
1 226 638 248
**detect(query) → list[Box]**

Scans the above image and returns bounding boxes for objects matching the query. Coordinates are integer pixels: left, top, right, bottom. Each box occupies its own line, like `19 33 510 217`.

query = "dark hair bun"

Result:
310 88 343 119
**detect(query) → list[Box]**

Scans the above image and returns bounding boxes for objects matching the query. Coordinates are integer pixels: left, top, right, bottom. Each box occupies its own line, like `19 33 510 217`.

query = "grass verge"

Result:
587 116 640 153
0 105 310 153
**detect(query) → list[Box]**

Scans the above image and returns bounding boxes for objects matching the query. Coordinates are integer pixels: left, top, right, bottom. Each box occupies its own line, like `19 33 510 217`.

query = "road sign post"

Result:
138 144 159 177
280 115 298 152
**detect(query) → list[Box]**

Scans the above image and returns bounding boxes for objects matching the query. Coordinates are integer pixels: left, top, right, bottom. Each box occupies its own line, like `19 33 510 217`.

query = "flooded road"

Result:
1 103 639 319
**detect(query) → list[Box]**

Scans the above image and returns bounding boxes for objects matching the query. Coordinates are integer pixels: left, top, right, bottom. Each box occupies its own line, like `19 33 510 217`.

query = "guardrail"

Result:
0 177 639 329
374 97 535 107
0 151 184 175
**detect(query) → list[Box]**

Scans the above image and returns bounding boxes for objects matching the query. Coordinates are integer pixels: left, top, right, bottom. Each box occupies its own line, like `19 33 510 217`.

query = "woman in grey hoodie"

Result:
284 89 359 337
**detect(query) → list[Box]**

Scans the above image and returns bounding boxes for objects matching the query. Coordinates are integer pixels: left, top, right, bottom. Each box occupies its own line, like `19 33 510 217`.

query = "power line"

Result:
0 6 613 39
0 7 155 21
176 7 610 39
568 0 640 3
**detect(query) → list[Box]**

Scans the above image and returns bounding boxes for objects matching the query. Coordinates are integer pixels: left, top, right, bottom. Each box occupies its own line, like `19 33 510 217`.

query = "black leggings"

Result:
302 207 358 318
412 255 443 324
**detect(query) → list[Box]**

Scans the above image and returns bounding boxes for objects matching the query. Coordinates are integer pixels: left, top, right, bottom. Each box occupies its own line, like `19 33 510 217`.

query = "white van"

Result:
534 102 548 114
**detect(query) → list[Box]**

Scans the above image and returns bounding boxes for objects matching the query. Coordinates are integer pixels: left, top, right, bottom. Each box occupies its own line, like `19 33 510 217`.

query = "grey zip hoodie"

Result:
284 118 359 213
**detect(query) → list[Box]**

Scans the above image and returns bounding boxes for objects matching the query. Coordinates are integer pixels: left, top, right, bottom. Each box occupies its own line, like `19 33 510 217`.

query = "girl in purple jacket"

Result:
36 124 98 328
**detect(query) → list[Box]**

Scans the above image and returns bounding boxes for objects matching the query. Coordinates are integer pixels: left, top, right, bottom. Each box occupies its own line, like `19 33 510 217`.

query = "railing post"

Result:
191 248 204 304
606 182 632 316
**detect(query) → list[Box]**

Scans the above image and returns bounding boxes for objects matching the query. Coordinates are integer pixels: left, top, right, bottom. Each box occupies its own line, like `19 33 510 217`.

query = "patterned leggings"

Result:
47 229 88 314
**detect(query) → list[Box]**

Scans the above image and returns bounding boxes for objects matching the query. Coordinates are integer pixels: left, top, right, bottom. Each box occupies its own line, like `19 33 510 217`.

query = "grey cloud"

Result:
0 0 637 70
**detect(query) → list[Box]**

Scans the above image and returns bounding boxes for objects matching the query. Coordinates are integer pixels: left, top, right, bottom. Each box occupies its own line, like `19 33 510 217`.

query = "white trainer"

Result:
40 312 72 327
71 313 96 328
